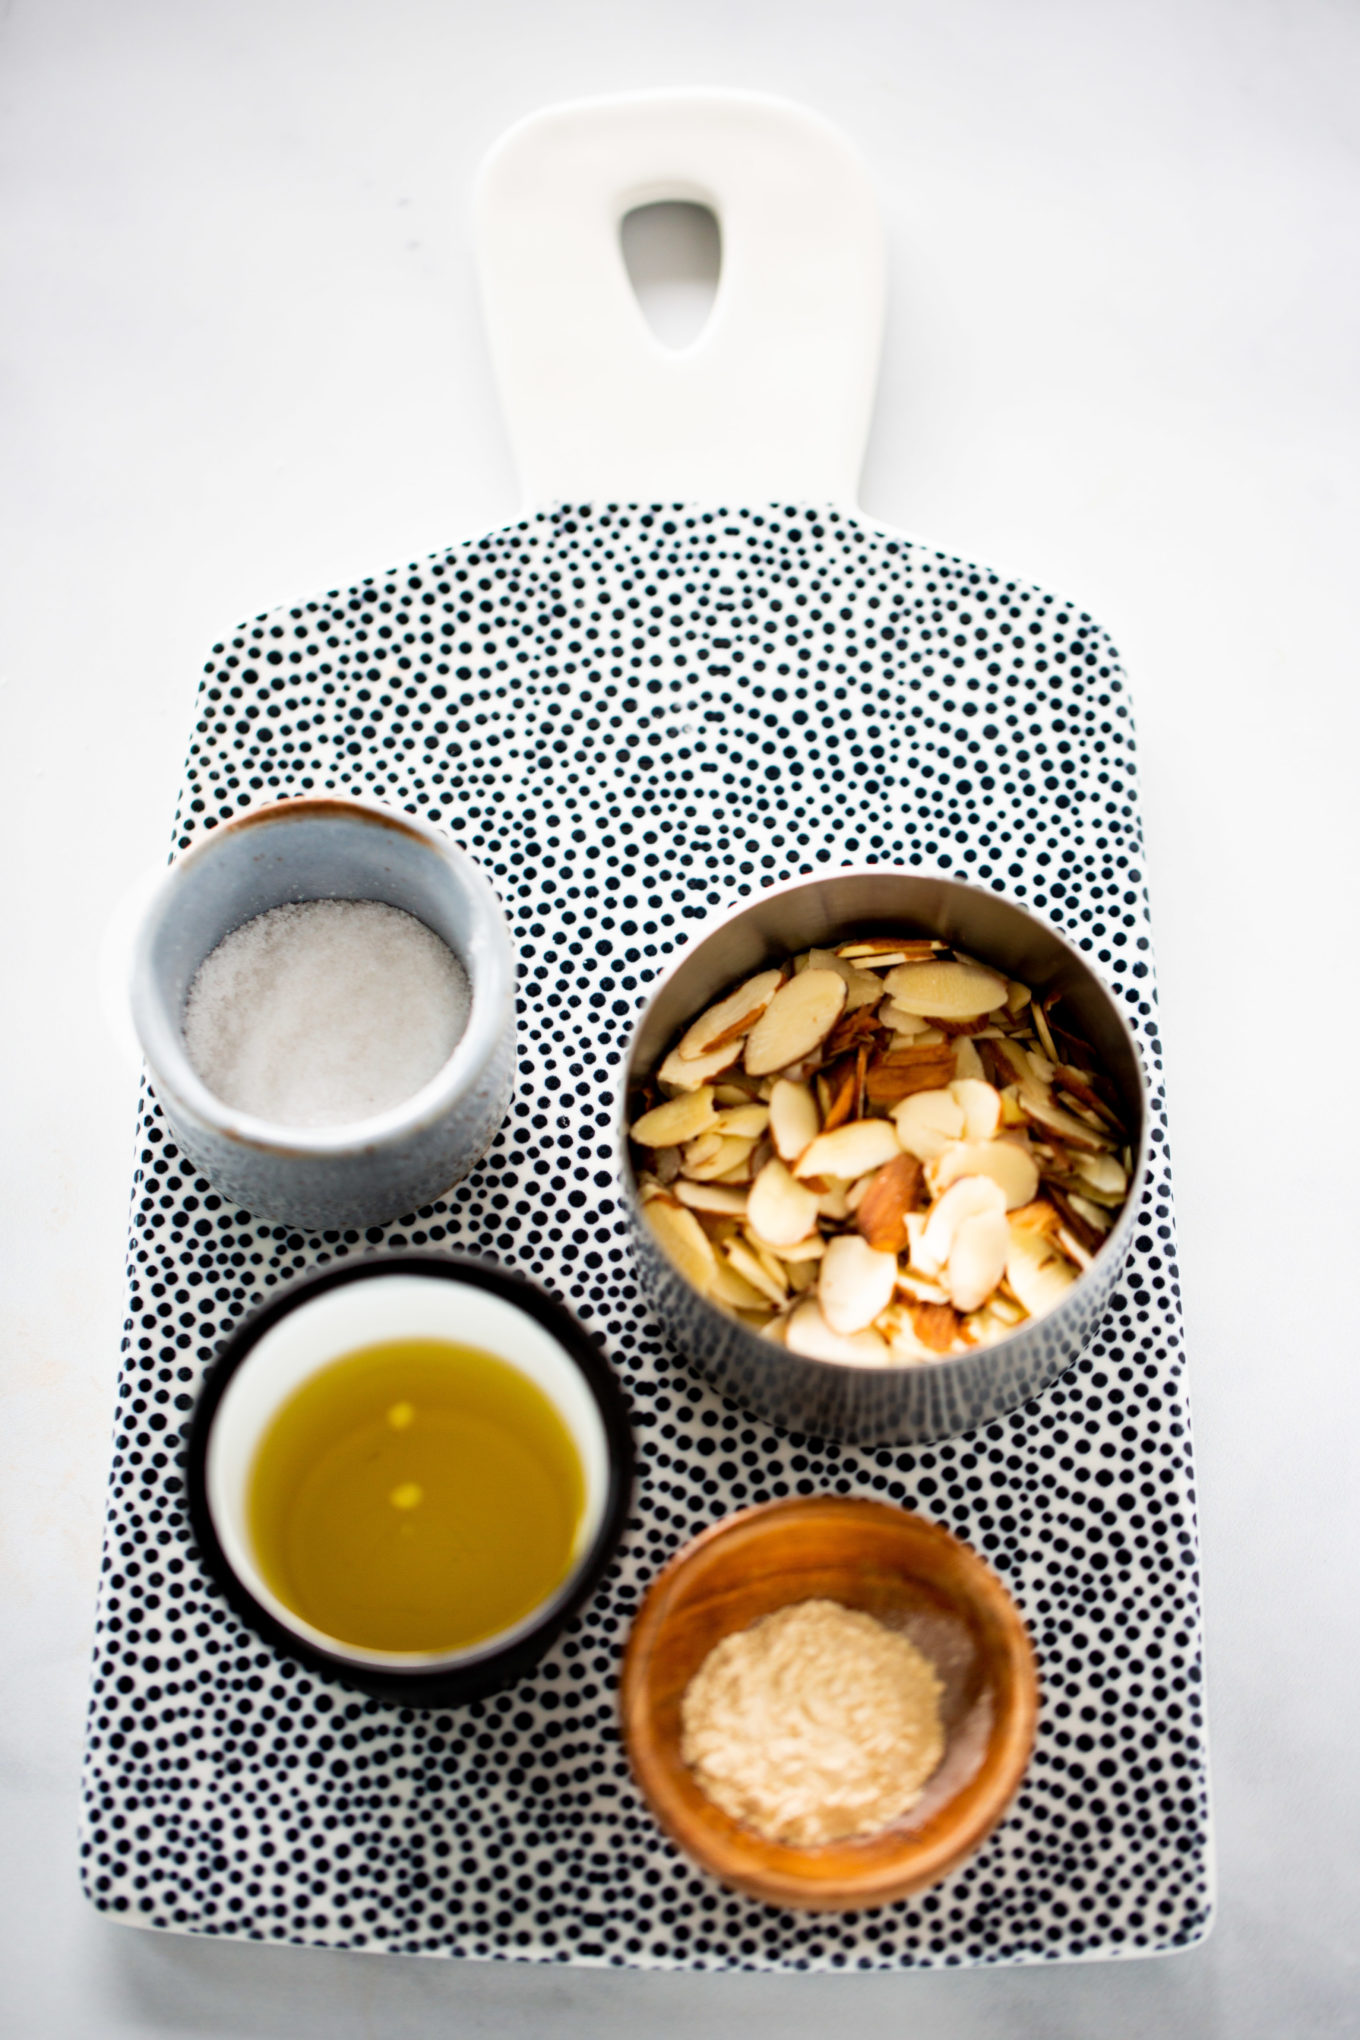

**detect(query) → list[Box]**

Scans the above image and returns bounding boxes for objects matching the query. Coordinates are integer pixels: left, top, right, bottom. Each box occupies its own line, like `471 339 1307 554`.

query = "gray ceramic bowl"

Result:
131 798 516 1230
620 870 1147 1445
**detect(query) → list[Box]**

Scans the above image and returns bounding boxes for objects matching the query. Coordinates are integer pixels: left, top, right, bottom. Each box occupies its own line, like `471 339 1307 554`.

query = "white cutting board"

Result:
81 91 1211 1971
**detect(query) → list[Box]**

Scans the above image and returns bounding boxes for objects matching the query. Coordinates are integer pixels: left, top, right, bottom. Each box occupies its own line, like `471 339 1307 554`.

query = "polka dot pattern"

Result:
81 504 1210 1967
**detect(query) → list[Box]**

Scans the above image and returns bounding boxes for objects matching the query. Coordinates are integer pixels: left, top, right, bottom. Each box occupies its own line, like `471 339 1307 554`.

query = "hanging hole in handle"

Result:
619 201 722 352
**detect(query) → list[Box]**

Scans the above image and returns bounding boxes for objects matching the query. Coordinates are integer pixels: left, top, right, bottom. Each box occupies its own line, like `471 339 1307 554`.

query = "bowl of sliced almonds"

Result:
621 870 1147 1443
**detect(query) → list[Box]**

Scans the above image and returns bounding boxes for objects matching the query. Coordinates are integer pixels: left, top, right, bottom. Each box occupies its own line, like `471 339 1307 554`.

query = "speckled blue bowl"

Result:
130 797 516 1230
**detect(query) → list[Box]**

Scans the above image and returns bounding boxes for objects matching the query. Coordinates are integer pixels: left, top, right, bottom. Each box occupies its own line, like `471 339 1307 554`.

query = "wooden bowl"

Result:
620 1497 1038 1911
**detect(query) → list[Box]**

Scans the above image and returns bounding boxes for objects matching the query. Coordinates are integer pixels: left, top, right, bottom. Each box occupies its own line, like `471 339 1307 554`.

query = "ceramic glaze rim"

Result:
203 1269 614 1672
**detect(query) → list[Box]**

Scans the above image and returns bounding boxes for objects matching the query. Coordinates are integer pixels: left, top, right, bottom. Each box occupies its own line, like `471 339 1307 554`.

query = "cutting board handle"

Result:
474 91 885 511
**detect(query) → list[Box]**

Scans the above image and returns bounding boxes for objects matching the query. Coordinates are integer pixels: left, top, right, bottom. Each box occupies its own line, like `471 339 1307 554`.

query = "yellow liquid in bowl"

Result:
247 1338 587 1654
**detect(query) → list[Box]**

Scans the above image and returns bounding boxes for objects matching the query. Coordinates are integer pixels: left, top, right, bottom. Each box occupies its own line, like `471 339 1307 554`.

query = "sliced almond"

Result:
681 1130 725 1172
819 1233 899 1335
977 1035 1036 1095
837 937 941 964
953 1035 986 1083
999 1086 1030 1128
808 948 886 1011
917 1173 1007 1277
746 1158 821 1247
1056 1226 1094 1270
744 969 847 1077
1006 1224 1079 1318
1020 1089 1111 1154
931 1137 1040 1211
683 1134 758 1182
645 1198 719 1294
878 1001 930 1035
822 1003 887 1061
1008 1197 1060 1237
785 1297 893 1366
794 1118 901 1182
632 1087 718 1147
768 1077 821 1161
1075 1151 1129 1200
949 1077 1002 1141
864 1046 957 1107
1068 1191 1114 1232
657 1038 743 1093
1054 1064 1123 1127
671 1180 749 1216
723 1239 788 1307
896 1269 951 1306
946 1207 1010 1313
854 1151 924 1254
712 1102 771 1139
817 1057 860 1133
677 968 785 1061
877 1306 937 1362
714 1078 760 1106
752 1239 792 1291
881 959 1008 1021
892 1087 966 1161
710 1258 771 1311
746 1225 826 1264
909 1300 962 1354
816 1183 852 1221
1032 999 1060 1064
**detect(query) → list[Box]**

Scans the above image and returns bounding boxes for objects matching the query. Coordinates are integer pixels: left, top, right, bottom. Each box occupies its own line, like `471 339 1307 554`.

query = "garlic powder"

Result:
680 1599 945 1847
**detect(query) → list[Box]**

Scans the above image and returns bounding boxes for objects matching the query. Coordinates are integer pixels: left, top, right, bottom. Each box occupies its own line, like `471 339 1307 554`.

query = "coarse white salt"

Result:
182 899 471 1128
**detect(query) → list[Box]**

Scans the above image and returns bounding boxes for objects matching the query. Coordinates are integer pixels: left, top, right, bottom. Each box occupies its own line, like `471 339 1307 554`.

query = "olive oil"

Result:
247 1339 586 1653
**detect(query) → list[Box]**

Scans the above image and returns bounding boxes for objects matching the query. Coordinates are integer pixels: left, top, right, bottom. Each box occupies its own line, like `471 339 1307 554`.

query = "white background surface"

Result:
3 0 1357 2034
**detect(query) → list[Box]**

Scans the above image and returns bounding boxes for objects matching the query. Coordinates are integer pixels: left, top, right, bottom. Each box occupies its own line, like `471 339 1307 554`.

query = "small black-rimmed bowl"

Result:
185 1253 634 1706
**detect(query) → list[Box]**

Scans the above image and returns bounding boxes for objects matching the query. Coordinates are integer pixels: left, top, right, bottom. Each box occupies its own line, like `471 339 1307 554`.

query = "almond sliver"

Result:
683 1134 758 1182
784 1298 893 1366
793 1118 900 1181
671 1180 749 1216
892 1087 966 1160
931 1138 1040 1211
677 968 784 1061
747 1158 821 1247
657 1039 743 1093
881 959 1008 1021
918 1172 1007 1275
744 969 847 1076
768 1077 821 1161
819 1233 898 1335
946 1207 1010 1313
645 1198 719 1294
631 1087 718 1147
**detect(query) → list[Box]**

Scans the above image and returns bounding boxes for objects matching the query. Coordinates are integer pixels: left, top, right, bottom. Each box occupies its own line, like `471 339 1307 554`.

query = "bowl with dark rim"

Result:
185 1252 634 1705
619 869 1148 1445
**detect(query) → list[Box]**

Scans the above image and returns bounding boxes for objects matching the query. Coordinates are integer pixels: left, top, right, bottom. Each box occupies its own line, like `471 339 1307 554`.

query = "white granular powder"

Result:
182 899 471 1128
679 1598 946 1847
